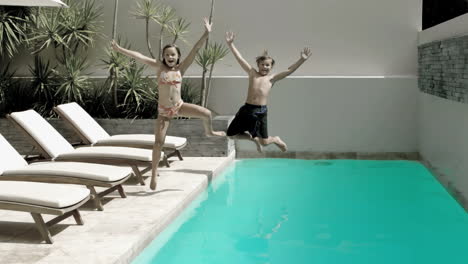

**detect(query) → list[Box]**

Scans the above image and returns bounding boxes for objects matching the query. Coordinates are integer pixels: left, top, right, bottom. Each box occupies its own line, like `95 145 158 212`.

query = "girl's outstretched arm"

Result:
226 32 252 73
271 47 311 82
111 40 160 68
179 18 211 75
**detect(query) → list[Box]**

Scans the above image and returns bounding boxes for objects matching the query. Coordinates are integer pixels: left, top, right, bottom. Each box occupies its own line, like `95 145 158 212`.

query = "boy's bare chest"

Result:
251 76 272 89
250 77 272 96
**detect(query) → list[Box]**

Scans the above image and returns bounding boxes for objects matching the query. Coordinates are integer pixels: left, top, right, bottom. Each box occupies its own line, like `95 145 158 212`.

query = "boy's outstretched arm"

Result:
271 47 311 82
111 40 160 68
179 18 211 75
226 32 252 73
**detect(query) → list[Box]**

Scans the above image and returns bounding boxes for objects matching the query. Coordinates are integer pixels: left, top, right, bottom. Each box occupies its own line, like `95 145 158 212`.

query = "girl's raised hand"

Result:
203 17 212 33
111 40 120 51
301 47 311 59
225 31 235 44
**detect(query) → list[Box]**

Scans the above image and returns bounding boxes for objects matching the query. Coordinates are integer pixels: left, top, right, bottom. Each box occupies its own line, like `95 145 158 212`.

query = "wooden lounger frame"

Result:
0 171 130 211
7 114 150 198
0 196 89 244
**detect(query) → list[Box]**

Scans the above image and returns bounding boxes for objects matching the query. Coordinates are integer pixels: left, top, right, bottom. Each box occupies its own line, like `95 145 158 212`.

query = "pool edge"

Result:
120 151 236 264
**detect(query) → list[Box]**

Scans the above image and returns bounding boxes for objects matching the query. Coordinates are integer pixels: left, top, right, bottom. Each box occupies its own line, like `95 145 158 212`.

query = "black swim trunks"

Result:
227 103 268 139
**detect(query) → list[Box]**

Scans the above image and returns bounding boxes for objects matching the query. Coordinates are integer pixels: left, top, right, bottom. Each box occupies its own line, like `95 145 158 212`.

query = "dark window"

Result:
423 0 468 30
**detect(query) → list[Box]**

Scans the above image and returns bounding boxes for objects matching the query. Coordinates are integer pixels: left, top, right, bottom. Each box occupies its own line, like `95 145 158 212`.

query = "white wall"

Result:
8 0 422 154
418 12 468 45
208 77 418 152
419 93 468 198
11 0 421 77
417 14 468 199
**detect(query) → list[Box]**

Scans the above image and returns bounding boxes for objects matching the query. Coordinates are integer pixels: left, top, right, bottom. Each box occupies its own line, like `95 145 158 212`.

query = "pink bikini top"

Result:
158 71 182 86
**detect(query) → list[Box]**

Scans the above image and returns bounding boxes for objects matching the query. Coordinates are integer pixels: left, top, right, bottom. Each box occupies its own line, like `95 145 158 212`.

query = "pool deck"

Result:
0 154 235 264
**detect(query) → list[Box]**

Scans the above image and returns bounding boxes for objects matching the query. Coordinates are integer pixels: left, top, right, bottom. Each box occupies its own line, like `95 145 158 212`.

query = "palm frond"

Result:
153 4 176 26
29 55 57 106
132 0 160 20
168 17 190 44
0 6 32 57
54 54 90 104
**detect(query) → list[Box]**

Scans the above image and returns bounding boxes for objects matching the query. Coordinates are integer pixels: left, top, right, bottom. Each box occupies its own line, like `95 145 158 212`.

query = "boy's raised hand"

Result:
225 31 235 44
203 17 212 33
301 47 311 60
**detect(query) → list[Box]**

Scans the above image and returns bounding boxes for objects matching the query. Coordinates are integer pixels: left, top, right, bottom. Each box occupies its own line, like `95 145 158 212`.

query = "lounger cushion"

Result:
0 134 28 174
9 110 75 158
56 102 187 150
57 146 156 162
97 135 187 149
10 110 161 162
3 162 132 182
0 181 90 208
55 102 109 144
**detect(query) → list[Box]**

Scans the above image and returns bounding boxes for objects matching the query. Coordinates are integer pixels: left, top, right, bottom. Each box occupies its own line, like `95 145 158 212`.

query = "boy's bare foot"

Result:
206 131 226 137
274 136 288 152
252 137 264 153
150 177 157 190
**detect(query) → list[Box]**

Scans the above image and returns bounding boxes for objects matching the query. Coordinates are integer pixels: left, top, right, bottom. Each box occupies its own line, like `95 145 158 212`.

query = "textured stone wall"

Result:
0 116 234 157
418 35 468 102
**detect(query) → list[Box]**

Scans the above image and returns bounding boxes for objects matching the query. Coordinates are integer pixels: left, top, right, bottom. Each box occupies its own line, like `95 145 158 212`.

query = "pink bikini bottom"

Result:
158 100 184 118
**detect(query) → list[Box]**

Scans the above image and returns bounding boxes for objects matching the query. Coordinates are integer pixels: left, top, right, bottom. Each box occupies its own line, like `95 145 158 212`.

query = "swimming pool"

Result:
133 159 468 264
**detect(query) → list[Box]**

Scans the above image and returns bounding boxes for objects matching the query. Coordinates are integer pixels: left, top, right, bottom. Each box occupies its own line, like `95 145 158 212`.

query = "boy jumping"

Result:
225 32 311 152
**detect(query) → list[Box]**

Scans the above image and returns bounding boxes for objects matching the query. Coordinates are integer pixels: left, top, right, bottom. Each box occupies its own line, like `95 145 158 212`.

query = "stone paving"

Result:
0 154 234 264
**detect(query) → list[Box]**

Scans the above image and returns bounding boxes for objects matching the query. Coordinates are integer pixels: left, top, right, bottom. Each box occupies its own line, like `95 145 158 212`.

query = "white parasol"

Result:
0 0 67 7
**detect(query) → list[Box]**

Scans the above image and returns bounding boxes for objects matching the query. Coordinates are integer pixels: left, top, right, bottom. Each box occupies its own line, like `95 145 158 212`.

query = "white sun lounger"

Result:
7 110 164 186
0 181 90 244
54 102 187 166
0 134 132 210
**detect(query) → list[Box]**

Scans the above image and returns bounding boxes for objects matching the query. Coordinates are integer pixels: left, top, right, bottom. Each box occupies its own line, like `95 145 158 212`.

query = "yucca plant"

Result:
83 81 112 118
0 63 16 114
59 0 103 54
29 56 56 103
133 0 160 58
119 61 157 118
152 4 176 60
2 77 35 114
198 0 217 107
112 0 119 40
55 54 90 105
180 80 200 105
0 6 32 58
101 37 131 106
129 85 157 118
29 0 102 56
205 42 228 106
168 17 190 45
29 55 57 115
4 83 36 114
133 0 190 59
196 41 229 107
28 8 67 54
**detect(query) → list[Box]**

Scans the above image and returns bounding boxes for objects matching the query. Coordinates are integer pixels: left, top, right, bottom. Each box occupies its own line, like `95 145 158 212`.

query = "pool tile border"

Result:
237 151 420 160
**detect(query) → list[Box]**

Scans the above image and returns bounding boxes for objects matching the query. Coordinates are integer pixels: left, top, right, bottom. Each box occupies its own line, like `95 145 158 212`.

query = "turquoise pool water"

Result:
133 159 468 264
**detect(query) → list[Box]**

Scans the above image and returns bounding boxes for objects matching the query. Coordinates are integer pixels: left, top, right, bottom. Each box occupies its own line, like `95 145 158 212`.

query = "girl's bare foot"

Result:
252 137 264 153
206 131 226 137
274 136 288 152
150 177 157 190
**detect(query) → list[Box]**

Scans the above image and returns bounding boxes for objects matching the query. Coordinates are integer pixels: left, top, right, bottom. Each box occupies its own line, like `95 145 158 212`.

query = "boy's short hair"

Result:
162 44 181 66
256 55 275 66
